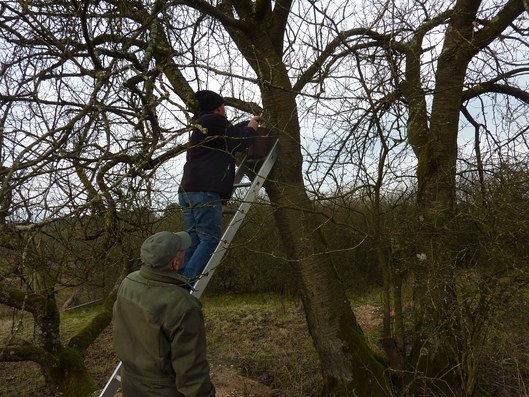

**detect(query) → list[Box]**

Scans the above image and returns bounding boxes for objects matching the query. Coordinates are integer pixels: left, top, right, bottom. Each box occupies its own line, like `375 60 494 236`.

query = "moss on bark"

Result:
46 347 97 397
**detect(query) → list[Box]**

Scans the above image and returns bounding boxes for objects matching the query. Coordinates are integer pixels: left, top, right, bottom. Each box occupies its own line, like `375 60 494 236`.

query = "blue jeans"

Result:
178 191 222 279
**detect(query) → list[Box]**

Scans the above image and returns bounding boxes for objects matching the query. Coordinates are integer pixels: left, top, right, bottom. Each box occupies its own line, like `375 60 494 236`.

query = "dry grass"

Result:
203 294 321 396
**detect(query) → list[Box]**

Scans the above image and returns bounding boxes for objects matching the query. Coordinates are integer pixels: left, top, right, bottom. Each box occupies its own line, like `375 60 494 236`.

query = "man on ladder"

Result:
178 90 263 280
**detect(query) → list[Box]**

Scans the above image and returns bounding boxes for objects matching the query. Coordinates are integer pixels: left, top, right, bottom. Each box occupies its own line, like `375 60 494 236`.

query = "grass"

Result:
0 290 527 396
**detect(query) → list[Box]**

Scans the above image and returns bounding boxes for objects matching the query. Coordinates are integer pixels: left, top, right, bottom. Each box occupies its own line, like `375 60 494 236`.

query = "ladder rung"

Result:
233 182 252 188
222 209 237 215
243 158 265 165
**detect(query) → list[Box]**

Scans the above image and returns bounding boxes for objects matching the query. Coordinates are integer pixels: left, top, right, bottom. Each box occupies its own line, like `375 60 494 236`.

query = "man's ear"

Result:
172 257 180 271
213 104 225 116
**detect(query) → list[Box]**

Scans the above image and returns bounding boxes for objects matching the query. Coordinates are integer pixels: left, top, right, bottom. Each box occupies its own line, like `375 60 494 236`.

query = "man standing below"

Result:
178 90 262 280
113 231 215 397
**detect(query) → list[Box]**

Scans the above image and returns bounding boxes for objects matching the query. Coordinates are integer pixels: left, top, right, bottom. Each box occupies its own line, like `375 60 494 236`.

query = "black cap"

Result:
195 90 224 112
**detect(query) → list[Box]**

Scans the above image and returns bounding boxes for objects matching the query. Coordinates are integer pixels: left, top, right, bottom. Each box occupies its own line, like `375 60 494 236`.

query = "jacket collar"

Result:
139 266 194 290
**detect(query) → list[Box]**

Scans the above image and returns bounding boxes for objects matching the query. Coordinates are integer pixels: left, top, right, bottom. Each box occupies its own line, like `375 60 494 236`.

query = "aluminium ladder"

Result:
99 138 278 397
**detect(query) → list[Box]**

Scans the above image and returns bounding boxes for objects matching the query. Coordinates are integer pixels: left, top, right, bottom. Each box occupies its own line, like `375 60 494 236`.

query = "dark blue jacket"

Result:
179 112 257 200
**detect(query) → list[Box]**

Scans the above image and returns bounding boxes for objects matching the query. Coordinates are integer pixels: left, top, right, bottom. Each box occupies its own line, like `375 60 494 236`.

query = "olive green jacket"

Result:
113 266 215 397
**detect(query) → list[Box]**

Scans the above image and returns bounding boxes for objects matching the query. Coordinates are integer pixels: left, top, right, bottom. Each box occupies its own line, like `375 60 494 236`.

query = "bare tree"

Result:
299 0 529 393
0 0 527 395
0 1 190 395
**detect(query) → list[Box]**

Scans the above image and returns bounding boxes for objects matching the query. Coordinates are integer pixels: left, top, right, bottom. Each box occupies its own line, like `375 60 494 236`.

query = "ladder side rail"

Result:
232 154 250 186
99 361 122 397
190 199 251 299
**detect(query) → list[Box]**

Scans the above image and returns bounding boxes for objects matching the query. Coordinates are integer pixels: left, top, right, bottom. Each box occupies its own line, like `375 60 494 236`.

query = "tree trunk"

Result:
261 76 388 395
194 3 391 393
45 348 97 397
408 0 482 393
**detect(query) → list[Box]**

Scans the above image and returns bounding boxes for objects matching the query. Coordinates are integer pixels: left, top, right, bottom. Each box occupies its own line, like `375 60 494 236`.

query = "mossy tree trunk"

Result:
0 281 116 397
262 86 389 396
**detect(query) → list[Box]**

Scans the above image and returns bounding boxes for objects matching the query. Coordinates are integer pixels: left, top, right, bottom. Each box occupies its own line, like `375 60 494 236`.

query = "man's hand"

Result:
248 115 263 130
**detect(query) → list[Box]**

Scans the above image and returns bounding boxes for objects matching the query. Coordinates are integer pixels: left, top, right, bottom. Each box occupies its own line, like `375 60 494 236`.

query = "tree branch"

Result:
293 28 392 93
183 0 251 32
472 0 526 53
463 82 529 103
0 344 58 367
0 281 47 315
463 68 529 103
67 290 117 355
269 0 293 55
